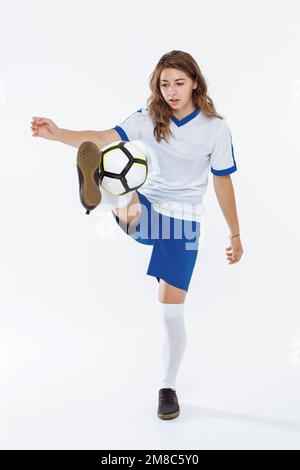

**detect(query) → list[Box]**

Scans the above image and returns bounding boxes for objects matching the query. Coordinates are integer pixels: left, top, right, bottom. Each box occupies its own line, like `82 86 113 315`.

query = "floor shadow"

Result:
178 404 300 433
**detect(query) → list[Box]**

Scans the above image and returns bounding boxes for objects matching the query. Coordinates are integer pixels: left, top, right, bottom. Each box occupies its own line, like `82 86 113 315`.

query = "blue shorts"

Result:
112 191 201 292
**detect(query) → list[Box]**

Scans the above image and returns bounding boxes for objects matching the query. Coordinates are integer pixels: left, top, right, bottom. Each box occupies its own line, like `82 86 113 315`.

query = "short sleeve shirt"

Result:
113 106 237 222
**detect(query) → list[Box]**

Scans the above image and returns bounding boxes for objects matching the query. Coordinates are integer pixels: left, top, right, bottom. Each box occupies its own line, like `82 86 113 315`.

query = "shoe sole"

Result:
76 141 102 212
157 410 180 420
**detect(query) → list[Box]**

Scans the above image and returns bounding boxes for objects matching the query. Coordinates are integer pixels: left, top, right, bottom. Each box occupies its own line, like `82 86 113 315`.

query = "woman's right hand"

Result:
31 117 62 141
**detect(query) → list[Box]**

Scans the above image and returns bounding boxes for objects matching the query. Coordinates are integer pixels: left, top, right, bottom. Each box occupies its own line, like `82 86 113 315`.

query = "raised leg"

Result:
112 191 142 229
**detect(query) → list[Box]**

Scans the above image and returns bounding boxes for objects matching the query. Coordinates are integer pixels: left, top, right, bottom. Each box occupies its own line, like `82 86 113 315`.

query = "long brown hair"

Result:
146 50 224 143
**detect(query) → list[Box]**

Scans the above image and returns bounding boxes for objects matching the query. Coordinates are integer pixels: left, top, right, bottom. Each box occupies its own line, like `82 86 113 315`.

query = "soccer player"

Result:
31 50 243 420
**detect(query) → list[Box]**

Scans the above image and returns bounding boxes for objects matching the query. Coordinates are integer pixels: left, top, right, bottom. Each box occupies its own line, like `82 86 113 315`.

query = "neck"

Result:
172 103 196 120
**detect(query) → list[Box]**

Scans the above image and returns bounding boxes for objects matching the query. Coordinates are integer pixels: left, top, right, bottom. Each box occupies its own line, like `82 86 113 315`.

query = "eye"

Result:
161 83 184 87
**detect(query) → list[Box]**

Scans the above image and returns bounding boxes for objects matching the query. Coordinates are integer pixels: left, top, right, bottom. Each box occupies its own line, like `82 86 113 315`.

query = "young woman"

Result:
31 50 243 421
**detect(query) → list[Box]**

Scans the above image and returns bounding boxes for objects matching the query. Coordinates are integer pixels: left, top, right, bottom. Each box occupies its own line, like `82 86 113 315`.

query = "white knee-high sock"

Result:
158 302 187 391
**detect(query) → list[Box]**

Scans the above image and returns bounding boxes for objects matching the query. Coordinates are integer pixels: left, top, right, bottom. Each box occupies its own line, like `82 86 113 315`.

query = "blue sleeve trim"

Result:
211 133 238 175
211 163 237 175
113 126 129 142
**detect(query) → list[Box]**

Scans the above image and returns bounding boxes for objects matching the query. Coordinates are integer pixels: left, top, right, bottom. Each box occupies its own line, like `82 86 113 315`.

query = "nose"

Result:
170 90 178 97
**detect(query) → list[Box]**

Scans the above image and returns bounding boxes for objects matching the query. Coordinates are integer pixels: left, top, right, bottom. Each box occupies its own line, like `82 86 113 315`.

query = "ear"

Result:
193 82 197 90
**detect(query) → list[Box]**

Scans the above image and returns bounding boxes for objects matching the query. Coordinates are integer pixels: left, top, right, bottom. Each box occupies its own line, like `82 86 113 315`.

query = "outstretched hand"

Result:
226 236 243 264
31 116 61 141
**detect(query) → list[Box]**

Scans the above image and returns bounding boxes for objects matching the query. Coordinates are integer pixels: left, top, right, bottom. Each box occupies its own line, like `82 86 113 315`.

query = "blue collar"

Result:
171 106 200 127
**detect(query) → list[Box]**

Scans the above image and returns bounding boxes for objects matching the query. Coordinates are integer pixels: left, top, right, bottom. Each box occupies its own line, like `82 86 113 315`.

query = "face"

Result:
159 68 197 111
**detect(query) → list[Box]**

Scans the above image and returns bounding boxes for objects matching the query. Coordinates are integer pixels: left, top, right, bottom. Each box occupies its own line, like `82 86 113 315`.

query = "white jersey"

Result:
113 106 237 223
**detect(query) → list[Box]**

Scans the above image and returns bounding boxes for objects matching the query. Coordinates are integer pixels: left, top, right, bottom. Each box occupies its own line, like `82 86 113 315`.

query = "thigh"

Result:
158 279 187 303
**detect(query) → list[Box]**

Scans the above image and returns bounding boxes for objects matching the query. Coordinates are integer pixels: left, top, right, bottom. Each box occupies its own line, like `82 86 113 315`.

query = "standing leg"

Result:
158 280 187 391
158 279 187 304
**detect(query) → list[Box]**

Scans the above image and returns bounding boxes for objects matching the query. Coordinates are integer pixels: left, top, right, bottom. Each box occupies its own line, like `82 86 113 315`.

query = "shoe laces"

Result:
159 388 177 404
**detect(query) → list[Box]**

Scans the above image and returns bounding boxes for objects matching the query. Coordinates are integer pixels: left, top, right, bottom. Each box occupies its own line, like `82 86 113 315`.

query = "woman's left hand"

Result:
226 236 243 264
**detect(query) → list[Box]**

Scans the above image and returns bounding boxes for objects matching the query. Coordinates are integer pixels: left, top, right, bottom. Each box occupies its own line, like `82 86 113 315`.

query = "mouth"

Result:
169 99 179 103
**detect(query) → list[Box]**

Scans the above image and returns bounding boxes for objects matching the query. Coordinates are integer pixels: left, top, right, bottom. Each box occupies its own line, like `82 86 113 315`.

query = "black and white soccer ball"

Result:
99 140 148 195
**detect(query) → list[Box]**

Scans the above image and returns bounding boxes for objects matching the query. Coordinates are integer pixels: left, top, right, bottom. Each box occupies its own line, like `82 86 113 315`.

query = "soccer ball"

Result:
99 140 148 195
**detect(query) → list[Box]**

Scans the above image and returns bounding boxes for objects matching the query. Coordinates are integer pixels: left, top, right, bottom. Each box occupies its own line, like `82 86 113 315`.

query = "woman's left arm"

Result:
213 174 244 265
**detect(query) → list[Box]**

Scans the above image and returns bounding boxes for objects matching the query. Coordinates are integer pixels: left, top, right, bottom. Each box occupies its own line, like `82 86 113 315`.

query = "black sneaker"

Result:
76 141 102 214
157 388 180 420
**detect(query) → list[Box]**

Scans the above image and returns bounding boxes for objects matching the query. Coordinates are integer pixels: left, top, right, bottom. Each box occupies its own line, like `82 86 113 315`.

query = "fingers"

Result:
227 252 240 264
32 116 43 124
32 116 46 122
31 119 39 136
32 117 50 126
31 116 47 136
225 247 240 263
226 241 243 264
31 122 37 136
32 117 46 125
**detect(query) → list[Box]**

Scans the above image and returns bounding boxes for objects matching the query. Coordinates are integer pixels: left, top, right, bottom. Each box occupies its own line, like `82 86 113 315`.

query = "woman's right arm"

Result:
31 116 121 150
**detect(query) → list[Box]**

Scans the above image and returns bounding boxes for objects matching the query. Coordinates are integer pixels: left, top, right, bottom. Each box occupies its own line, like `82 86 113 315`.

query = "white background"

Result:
0 0 299 450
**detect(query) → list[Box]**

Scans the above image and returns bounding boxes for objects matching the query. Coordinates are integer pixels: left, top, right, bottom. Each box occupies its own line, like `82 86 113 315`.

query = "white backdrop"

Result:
0 0 299 450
